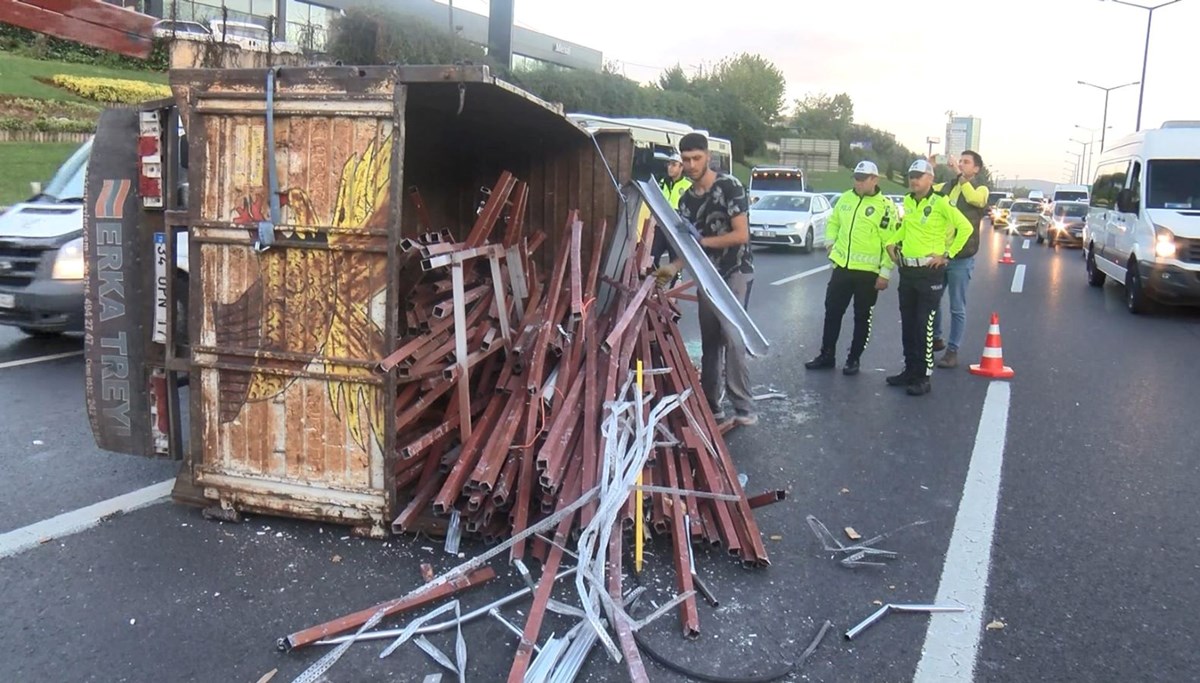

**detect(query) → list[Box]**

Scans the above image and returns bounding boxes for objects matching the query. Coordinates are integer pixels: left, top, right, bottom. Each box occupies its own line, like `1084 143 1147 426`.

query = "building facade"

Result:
945 115 982 159
145 0 335 50
143 0 602 69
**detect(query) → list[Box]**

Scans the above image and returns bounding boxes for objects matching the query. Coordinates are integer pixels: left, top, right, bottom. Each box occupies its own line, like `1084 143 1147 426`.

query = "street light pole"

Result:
1077 80 1139 153
1101 0 1184 131
1065 151 1083 184
1069 140 1090 183
1073 125 1109 183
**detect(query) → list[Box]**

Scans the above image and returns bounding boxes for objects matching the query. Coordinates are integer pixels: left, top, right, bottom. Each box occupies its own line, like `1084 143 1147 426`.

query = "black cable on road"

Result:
633 619 834 683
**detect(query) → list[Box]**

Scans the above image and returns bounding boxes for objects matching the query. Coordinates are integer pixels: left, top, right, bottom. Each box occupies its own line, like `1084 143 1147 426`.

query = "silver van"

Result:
0 139 189 336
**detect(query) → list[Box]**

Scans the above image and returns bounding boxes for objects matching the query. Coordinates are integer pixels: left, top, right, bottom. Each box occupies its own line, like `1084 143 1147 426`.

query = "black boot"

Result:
805 350 836 370
906 377 932 396
842 357 861 376
886 370 916 386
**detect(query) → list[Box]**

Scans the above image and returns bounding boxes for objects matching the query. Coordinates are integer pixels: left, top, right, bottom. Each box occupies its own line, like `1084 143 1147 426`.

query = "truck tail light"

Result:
139 111 163 209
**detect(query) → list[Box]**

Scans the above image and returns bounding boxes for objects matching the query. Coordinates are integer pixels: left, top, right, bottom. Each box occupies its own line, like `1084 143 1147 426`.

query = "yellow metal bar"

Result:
635 359 644 574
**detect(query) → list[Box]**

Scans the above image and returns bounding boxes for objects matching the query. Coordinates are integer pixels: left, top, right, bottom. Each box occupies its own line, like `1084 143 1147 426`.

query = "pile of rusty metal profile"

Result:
282 172 782 683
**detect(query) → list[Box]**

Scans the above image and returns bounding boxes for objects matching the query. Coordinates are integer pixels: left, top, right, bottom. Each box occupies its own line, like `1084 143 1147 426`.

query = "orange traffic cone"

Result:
969 313 1015 379
998 242 1015 264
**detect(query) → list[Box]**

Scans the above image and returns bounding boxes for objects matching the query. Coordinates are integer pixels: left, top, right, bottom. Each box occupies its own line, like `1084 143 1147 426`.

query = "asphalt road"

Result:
2 225 1198 682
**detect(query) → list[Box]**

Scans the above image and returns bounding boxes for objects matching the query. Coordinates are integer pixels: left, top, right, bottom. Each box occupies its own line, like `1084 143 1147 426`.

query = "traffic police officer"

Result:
885 159 973 396
805 160 898 376
659 151 693 207
651 151 693 282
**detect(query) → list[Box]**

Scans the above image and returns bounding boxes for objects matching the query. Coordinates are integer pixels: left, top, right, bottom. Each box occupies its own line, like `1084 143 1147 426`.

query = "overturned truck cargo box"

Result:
83 65 635 536
176 66 633 535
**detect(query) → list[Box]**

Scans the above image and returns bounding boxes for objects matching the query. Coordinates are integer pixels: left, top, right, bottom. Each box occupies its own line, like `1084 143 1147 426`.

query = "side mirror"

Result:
1116 188 1139 214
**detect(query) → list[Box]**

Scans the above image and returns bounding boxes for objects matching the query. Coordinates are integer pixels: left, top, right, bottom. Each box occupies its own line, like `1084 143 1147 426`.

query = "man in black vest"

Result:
932 150 989 368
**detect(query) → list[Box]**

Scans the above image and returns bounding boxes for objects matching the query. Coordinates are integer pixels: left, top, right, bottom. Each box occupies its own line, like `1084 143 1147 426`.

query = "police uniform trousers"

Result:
820 267 879 361
897 266 946 377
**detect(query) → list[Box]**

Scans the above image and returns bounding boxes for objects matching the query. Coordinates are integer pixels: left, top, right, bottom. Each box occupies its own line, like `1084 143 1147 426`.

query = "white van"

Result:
1053 184 1090 204
748 166 806 205
1084 121 1200 313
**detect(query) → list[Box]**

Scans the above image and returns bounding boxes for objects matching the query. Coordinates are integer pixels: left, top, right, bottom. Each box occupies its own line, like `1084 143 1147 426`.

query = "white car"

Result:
208 19 302 54
151 20 212 41
747 192 833 253
886 194 906 221
819 191 843 208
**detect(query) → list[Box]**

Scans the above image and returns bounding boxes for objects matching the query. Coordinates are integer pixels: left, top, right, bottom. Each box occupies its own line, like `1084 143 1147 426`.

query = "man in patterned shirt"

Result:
654 133 757 425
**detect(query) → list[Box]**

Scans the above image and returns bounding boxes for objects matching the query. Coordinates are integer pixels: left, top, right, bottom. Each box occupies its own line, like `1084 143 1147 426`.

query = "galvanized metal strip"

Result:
195 99 395 116
633 180 770 357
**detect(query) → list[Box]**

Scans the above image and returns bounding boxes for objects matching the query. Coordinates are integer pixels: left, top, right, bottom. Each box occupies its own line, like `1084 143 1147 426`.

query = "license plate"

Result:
753 230 771 238
0 293 14 309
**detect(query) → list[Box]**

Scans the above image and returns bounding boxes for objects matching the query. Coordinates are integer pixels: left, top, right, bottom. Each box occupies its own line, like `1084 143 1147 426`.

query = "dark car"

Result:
1037 201 1089 247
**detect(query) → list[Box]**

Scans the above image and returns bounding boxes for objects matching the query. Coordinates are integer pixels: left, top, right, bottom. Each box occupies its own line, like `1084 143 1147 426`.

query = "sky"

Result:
443 0 1199 184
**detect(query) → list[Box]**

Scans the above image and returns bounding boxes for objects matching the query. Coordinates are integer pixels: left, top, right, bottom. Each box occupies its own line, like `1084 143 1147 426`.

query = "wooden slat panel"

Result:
187 75 395 524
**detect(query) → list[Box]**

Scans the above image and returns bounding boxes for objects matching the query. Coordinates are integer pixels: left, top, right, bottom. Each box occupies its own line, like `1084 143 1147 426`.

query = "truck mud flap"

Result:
84 108 158 456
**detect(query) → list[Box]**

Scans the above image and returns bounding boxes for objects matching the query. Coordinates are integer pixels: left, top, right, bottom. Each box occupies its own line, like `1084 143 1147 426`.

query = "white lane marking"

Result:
0 350 84 370
0 479 174 559
1022 239 1030 250
1010 264 1026 293
771 263 831 286
913 382 1011 683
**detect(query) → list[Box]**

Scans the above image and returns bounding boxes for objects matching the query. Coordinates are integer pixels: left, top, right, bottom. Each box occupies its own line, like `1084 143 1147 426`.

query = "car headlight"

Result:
52 236 85 280
1155 227 1177 259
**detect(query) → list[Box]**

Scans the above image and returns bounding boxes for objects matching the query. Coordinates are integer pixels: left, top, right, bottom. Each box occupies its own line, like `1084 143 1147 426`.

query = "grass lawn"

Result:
734 157 908 194
0 142 82 206
0 52 166 101
807 167 909 194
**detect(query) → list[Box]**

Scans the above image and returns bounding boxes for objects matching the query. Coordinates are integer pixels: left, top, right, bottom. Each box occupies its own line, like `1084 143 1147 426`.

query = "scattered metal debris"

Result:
806 515 929 568
444 510 462 556
844 604 967 641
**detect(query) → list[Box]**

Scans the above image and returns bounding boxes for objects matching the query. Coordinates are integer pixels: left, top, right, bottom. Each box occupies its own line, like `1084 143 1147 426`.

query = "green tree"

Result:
693 88 766 160
710 53 786 123
658 64 691 92
792 92 854 139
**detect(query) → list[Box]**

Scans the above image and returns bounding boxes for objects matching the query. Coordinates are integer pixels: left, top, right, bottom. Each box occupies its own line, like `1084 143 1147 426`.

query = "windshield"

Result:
39 138 92 203
1056 204 1089 218
987 194 1009 206
751 171 804 192
1147 160 1200 210
826 194 840 207
1054 191 1088 202
998 199 1013 209
753 195 811 212
1012 202 1039 213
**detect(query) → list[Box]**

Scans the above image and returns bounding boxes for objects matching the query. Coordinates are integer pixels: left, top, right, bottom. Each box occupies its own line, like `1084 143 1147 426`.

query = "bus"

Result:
566 114 734 180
